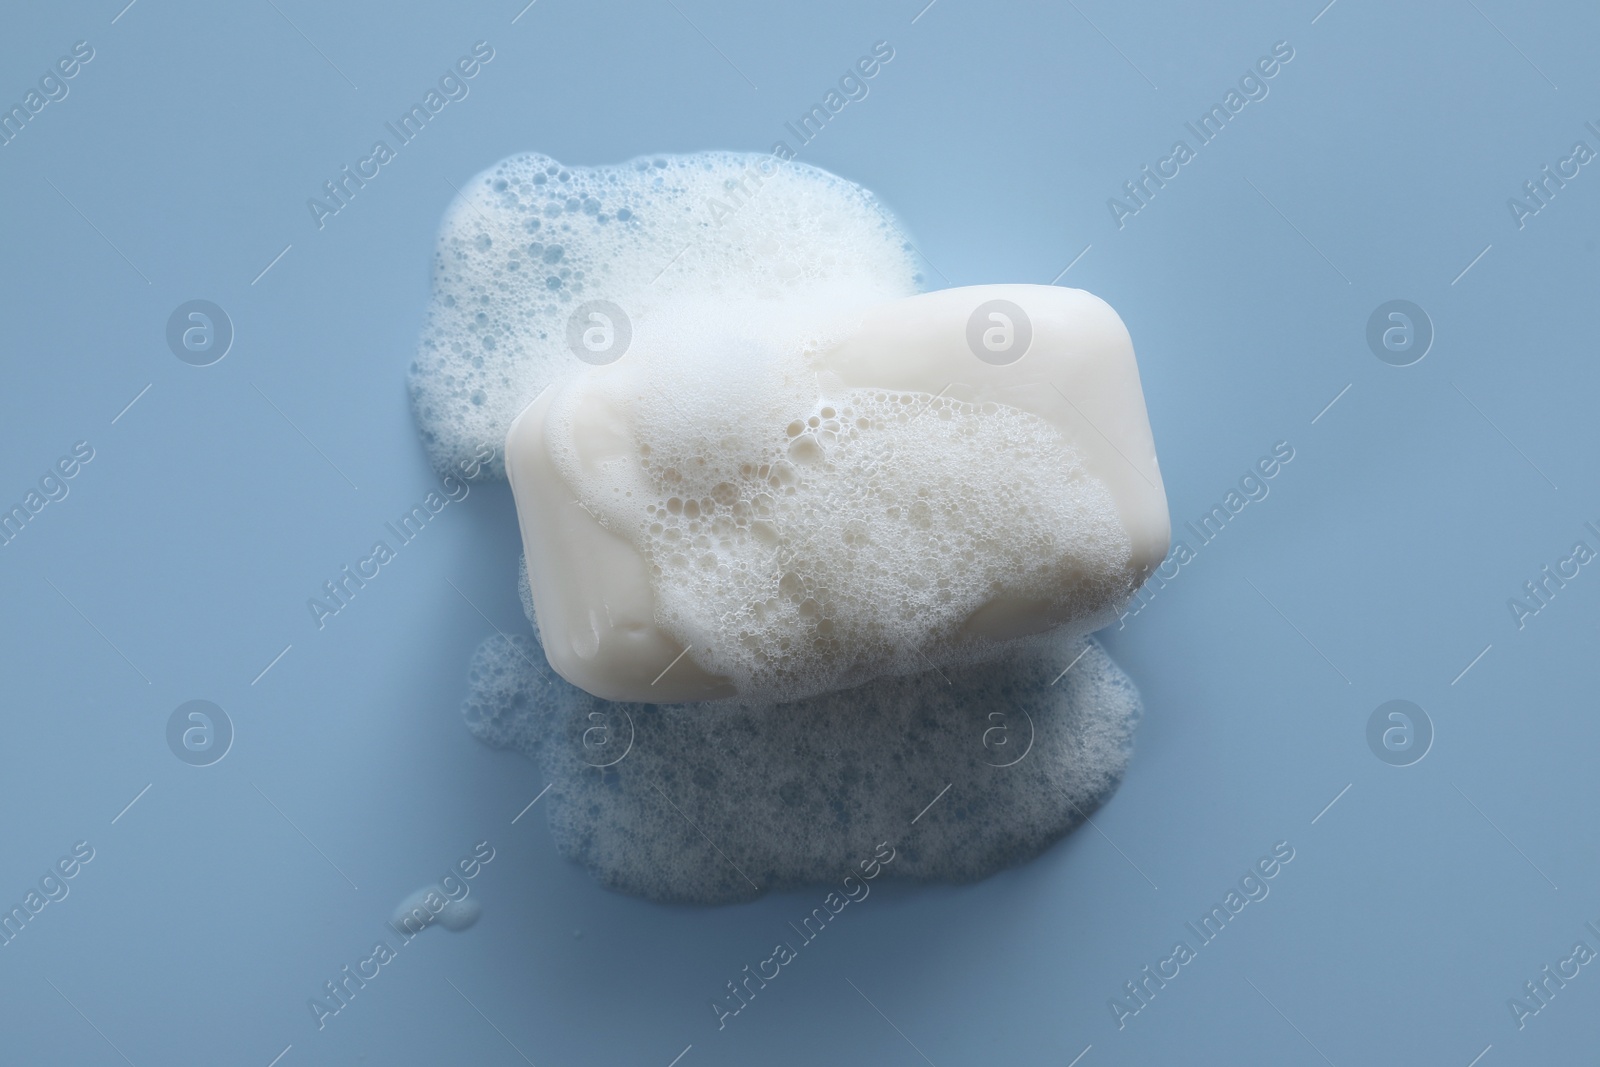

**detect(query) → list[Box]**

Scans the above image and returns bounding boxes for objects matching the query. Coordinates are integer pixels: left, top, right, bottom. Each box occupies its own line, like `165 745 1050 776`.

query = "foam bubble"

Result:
409 152 921 480
390 886 481 933
544 307 1134 702
463 627 1139 904
422 152 1153 901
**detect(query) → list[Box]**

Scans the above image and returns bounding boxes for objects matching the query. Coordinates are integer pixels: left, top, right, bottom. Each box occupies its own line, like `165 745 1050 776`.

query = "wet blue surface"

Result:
1 1 1597 1064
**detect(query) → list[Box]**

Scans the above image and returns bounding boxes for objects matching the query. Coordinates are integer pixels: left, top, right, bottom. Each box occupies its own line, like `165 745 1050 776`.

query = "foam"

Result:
542 306 1133 702
408 152 921 480
390 886 481 933
417 152 1155 901
463 627 1140 904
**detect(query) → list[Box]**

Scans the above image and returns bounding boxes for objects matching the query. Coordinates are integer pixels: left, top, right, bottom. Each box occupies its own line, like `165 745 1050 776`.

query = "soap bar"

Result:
506 284 1169 704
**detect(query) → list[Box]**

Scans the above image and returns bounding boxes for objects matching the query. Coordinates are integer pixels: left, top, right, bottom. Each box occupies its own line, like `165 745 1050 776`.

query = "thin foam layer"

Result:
409 152 922 480
463 625 1140 904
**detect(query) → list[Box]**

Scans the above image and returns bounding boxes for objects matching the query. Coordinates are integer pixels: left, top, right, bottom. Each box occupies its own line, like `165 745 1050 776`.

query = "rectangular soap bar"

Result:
506 284 1169 704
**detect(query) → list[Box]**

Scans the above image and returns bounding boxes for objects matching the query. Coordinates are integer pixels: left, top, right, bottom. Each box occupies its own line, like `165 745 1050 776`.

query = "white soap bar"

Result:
506 284 1168 704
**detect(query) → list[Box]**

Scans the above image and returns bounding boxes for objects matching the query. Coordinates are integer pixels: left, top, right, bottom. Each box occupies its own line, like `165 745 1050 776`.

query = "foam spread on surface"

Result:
409 151 921 480
412 151 1151 900
463 626 1140 904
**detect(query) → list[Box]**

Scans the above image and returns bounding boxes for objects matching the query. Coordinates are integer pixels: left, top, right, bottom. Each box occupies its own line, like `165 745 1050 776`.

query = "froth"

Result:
463 626 1141 904
423 152 1160 900
408 152 922 480
545 303 1134 703
390 886 481 933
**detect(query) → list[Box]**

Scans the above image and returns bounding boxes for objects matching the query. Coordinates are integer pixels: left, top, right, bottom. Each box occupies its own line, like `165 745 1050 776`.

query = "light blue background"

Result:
2 1 1597 1064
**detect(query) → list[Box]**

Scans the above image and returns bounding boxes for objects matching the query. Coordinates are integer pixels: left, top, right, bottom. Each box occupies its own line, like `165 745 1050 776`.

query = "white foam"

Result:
390 885 481 933
542 295 1133 703
462 629 1142 904
423 151 1161 899
409 151 922 480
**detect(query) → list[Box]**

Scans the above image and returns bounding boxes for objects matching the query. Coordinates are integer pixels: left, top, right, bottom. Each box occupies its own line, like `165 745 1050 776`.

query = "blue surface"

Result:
2 1 1597 1064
